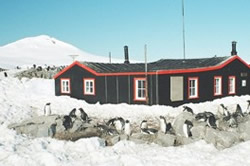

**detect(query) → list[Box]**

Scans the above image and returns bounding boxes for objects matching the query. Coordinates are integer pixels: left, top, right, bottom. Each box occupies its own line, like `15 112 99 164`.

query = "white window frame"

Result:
134 78 146 101
84 78 95 95
242 80 247 87
214 76 222 96
61 78 70 94
188 77 199 99
228 76 236 94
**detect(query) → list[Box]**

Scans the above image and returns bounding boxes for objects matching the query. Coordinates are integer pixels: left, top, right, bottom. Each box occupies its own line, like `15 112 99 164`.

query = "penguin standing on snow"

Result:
79 108 90 122
183 120 193 138
183 106 194 115
44 103 51 116
207 115 217 129
62 115 72 130
114 117 125 131
159 116 167 133
124 120 131 136
218 104 230 117
69 108 77 118
246 100 250 114
140 120 158 134
107 117 125 131
195 113 207 122
235 104 244 118
159 116 172 134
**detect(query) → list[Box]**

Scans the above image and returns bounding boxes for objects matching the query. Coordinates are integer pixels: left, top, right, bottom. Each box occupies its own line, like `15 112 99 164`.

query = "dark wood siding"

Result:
55 58 250 106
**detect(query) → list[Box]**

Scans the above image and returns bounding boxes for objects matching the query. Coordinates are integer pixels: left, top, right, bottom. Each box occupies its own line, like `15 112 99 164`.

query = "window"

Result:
61 78 70 94
188 77 199 99
242 80 246 87
134 78 146 101
228 76 236 94
84 78 95 95
214 76 222 96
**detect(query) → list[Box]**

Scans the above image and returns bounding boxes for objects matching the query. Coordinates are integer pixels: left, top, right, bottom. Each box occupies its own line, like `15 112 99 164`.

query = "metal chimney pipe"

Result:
124 45 130 64
231 41 237 56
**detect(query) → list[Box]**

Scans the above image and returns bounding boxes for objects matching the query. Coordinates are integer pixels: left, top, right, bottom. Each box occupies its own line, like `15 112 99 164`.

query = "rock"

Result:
154 132 176 147
130 133 156 143
54 127 101 141
8 115 61 137
69 119 84 132
104 134 129 146
172 112 195 137
175 135 198 146
238 117 250 141
191 121 207 139
205 128 240 149
216 119 231 131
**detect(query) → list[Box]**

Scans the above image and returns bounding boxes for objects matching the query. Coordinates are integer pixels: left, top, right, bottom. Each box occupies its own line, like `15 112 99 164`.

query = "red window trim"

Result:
60 78 71 94
133 77 147 102
188 77 199 99
228 76 236 95
214 76 223 96
83 78 96 96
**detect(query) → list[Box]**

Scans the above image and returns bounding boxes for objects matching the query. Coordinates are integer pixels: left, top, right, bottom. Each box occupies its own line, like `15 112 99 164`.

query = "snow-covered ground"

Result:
0 70 250 166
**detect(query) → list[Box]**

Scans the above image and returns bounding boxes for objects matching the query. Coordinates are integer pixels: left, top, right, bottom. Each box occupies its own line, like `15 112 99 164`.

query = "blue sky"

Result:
0 0 250 62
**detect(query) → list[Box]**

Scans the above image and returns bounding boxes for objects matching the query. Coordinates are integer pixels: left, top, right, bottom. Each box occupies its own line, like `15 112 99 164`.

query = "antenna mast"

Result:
68 54 79 62
182 0 186 59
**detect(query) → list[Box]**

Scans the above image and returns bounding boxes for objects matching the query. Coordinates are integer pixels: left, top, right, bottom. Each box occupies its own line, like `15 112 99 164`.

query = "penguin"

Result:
183 106 194 114
246 100 250 114
204 111 215 118
69 108 77 118
114 117 125 131
107 117 125 131
107 118 116 127
222 112 238 128
218 104 229 117
124 120 132 136
159 116 167 133
222 110 232 121
96 124 119 136
4 72 7 77
207 115 217 129
140 120 158 134
140 120 148 130
195 113 207 122
235 104 244 118
79 108 90 122
62 115 72 130
228 115 238 128
166 123 173 134
183 120 193 138
44 103 51 116
159 116 173 134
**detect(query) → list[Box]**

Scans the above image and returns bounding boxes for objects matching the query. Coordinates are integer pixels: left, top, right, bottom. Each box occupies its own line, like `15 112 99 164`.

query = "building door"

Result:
170 76 184 102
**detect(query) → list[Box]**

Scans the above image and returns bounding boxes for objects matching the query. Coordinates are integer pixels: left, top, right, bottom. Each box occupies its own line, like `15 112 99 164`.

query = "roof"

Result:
81 56 231 73
54 55 250 78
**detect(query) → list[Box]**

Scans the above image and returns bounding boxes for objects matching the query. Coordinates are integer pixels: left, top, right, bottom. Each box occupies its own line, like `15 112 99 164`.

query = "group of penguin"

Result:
183 100 250 138
43 100 250 138
43 103 90 130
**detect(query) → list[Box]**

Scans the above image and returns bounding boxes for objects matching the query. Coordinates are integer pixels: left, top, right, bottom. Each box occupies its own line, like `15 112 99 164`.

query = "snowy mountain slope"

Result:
0 35 121 69
0 70 250 166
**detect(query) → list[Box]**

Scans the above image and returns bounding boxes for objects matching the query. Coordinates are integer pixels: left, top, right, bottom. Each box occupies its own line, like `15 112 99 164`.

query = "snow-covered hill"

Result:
0 35 121 69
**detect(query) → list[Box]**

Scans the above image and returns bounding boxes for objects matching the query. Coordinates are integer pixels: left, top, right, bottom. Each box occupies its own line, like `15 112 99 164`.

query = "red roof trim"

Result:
54 56 249 79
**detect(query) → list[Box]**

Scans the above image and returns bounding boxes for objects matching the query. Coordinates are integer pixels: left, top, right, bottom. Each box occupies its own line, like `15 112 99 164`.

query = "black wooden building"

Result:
54 43 250 106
